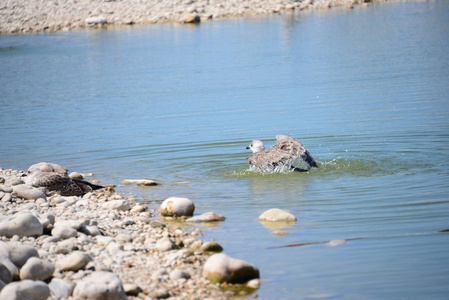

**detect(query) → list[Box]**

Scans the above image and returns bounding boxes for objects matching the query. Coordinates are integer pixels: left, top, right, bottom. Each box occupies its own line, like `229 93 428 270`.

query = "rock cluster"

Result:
0 0 381 34
0 165 259 299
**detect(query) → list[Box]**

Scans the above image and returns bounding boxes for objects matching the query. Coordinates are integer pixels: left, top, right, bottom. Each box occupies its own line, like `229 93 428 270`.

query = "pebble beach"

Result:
1 0 383 34
0 163 262 299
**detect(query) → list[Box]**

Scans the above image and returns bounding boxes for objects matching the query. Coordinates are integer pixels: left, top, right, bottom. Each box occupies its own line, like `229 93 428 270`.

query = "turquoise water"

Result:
1 1 449 298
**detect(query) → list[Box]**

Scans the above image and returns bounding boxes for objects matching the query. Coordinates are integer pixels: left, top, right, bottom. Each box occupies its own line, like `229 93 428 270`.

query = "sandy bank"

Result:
1 0 383 34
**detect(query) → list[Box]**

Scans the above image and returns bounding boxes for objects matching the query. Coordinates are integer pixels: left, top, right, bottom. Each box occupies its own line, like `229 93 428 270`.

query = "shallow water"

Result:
1 0 449 298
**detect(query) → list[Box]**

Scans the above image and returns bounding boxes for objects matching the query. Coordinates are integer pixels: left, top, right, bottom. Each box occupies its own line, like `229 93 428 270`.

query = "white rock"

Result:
85 16 108 25
203 253 260 284
56 251 91 272
28 162 67 174
52 225 78 239
122 179 157 186
186 212 225 223
19 257 55 281
4 243 39 268
154 237 175 252
13 184 46 200
72 271 126 300
257 208 297 222
80 225 101 236
169 269 191 281
159 197 195 217
49 278 75 298
102 200 131 211
0 213 43 238
0 280 50 300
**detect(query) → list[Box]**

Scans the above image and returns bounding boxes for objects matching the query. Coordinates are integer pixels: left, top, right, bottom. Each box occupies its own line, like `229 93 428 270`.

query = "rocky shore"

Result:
1 0 384 34
0 163 261 299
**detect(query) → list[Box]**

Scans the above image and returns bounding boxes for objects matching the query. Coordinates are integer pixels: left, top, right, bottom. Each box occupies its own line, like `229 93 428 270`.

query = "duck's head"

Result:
246 140 265 153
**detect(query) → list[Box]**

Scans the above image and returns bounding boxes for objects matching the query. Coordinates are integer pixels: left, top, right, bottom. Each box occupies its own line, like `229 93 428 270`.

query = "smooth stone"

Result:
102 200 131 211
49 278 75 298
180 14 201 23
154 238 175 252
80 225 101 236
85 16 108 25
0 213 43 238
115 233 132 244
150 220 166 228
38 214 55 228
12 184 46 200
186 212 225 223
169 269 191 281
0 185 13 193
258 208 297 222
150 287 170 299
5 178 24 186
122 179 157 186
19 257 55 281
0 244 18 280
0 280 5 292
159 197 195 217
0 280 50 300
1 193 12 203
203 253 260 284
96 236 114 246
201 241 223 253
130 204 147 214
52 226 78 239
246 278 261 289
28 162 67 174
123 283 142 296
72 271 126 300
5 243 39 268
69 172 83 179
53 219 86 230
56 251 91 272
0 263 12 284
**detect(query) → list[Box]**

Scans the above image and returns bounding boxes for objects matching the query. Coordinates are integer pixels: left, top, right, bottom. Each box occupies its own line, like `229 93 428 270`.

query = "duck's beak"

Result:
246 146 250 149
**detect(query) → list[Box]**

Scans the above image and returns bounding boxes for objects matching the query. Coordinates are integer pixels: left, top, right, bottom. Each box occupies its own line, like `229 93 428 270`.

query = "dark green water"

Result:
1 1 449 298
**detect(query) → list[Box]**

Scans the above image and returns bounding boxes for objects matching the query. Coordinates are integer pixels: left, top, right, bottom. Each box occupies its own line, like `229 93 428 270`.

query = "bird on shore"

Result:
25 163 103 196
246 134 318 172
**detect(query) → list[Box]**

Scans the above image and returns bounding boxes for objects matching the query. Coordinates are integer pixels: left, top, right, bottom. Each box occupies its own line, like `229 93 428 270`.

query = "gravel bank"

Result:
0 164 259 299
1 0 382 34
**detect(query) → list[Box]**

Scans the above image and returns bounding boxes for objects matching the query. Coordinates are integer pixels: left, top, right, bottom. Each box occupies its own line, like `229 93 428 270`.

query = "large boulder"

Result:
0 213 43 238
72 271 126 300
19 257 55 281
203 253 260 284
0 280 50 300
159 197 195 217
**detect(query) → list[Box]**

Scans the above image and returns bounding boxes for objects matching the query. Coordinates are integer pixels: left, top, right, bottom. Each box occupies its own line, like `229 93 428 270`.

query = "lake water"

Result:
1 0 449 298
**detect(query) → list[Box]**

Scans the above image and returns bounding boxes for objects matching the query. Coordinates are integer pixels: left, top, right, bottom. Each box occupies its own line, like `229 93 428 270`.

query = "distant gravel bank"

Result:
1 0 383 34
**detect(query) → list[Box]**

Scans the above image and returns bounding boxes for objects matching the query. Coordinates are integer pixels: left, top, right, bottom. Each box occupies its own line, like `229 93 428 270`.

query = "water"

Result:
1 0 449 298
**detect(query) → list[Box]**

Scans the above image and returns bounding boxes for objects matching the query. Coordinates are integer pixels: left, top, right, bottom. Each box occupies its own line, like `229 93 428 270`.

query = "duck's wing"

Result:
31 172 84 196
247 148 295 171
274 134 318 168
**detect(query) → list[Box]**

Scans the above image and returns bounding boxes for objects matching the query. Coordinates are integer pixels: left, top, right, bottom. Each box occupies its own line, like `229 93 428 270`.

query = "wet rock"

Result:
102 200 131 211
72 271 126 300
258 208 297 222
155 238 175 252
56 251 91 272
48 278 75 298
180 14 201 23
187 212 225 223
4 243 39 268
122 179 157 186
203 253 260 284
19 257 55 281
159 197 195 217
12 184 46 200
0 280 50 300
0 213 43 238
51 225 78 239
201 241 223 253
28 162 67 174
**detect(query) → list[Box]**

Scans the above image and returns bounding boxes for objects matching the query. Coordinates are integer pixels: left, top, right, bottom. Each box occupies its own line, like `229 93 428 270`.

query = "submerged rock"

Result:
122 179 158 186
159 197 195 217
203 253 260 284
258 208 297 222
186 212 225 223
